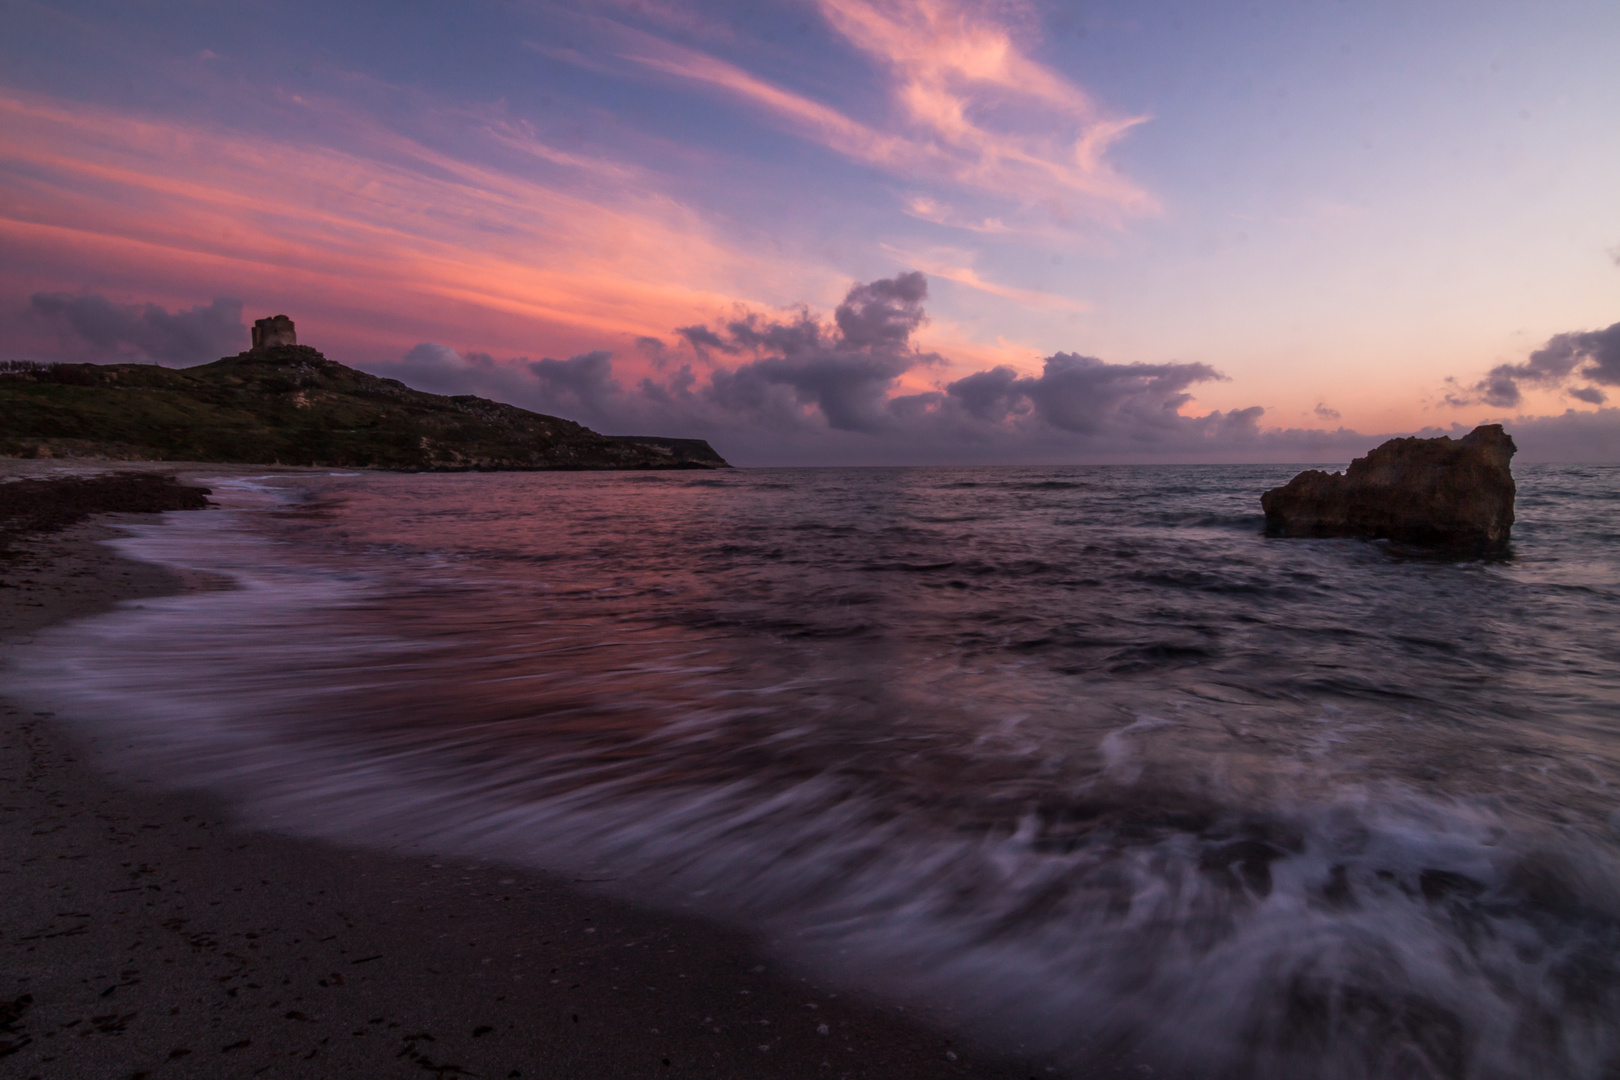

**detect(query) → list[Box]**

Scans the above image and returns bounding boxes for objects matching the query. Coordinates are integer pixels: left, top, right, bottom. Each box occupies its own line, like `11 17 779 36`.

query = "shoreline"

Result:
0 473 1051 1079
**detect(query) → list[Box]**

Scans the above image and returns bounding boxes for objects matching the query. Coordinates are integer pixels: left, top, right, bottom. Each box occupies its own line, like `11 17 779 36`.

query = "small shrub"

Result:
45 364 103 386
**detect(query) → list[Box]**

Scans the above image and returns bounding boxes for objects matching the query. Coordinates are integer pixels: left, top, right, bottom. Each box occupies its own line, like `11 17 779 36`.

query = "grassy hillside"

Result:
0 347 728 470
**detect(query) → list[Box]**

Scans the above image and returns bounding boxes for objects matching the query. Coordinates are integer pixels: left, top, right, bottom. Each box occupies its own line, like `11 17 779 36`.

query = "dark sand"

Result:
0 468 1059 1080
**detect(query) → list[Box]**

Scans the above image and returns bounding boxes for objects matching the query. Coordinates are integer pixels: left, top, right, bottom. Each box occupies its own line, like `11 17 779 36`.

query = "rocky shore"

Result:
0 473 211 554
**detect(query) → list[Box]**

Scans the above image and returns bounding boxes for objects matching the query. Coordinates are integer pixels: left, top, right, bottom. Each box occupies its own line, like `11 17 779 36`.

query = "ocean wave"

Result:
8 464 1620 1079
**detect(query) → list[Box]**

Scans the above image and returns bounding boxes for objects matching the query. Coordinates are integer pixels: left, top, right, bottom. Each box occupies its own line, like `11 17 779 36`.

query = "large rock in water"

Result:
1261 424 1516 547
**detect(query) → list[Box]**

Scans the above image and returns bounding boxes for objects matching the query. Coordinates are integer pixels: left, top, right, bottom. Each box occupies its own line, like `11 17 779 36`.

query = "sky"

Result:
2 0 1618 465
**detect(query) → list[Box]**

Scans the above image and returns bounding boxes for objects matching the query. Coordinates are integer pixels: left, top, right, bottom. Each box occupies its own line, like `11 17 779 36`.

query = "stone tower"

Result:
251 315 297 350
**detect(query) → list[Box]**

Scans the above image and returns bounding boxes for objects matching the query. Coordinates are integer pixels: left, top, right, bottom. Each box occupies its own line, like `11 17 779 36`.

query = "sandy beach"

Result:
0 467 1051 1080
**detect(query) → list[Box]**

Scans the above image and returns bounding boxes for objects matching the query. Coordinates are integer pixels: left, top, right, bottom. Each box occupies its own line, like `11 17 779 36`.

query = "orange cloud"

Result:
620 43 912 168
0 70 1129 422
817 0 1154 215
0 91 837 365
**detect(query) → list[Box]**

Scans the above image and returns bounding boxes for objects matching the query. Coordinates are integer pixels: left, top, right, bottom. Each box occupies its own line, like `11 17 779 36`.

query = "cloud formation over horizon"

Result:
372 272 1324 464
1448 321 1620 409
20 278 1620 466
5 0 1618 466
27 293 245 366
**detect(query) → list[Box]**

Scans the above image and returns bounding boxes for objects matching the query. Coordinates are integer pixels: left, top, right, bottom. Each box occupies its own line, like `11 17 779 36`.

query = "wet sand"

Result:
0 466 1056 1079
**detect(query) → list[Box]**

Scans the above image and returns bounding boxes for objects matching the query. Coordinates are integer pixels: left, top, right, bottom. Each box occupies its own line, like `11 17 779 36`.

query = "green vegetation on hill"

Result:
0 347 728 470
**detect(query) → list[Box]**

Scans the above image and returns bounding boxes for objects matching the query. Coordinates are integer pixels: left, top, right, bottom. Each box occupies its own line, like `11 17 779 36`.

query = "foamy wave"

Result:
8 481 1620 1079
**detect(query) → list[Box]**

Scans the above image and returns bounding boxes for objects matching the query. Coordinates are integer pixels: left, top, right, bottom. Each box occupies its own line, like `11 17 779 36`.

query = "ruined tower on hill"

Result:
251 315 297 350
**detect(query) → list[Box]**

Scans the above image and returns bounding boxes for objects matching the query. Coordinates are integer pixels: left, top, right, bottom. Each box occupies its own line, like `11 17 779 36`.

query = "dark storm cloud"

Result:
395 342 497 384
945 365 1028 422
359 273 1448 464
638 363 697 405
529 349 620 414
832 272 928 348
693 271 941 432
326 275 1620 465
1007 352 1225 436
1546 323 1620 385
368 343 539 405
371 343 634 432
418 271 1281 461
931 352 1244 447
27 292 245 365
363 342 652 434
633 335 674 372
1449 320 1620 407
633 334 669 366
675 324 737 356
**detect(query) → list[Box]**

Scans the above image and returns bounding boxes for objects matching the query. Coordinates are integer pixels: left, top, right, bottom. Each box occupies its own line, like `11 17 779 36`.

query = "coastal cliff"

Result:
0 341 728 471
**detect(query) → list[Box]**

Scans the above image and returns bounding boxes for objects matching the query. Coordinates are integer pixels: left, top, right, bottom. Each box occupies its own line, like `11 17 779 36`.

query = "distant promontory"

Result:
0 317 728 470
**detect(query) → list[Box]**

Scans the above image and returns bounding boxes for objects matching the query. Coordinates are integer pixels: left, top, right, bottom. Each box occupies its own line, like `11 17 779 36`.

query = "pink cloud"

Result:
621 43 912 168
0 91 836 370
816 0 1155 214
619 0 1157 224
879 243 1089 312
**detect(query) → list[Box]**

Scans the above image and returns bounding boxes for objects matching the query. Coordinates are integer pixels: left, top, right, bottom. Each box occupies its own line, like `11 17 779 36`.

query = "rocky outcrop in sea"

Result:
1261 424 1516 548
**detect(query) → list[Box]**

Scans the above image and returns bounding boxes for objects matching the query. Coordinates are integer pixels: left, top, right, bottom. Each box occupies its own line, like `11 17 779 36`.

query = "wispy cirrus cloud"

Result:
815 0 1155 216
0 83 1072 398
593 0 740 43
619 41 910 167
879 243 1087 311
616 0 1155 225
902 194 1011 233
0 89 840 365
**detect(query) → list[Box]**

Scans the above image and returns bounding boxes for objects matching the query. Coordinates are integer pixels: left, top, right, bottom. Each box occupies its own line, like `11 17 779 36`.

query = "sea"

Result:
11 464 1620 1079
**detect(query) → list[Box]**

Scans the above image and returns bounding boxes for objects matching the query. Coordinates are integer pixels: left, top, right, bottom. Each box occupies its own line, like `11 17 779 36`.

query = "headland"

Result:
0 317 728 471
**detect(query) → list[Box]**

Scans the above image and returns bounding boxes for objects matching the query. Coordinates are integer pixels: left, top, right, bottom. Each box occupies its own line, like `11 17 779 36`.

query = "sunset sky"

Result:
3 0 1618 464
